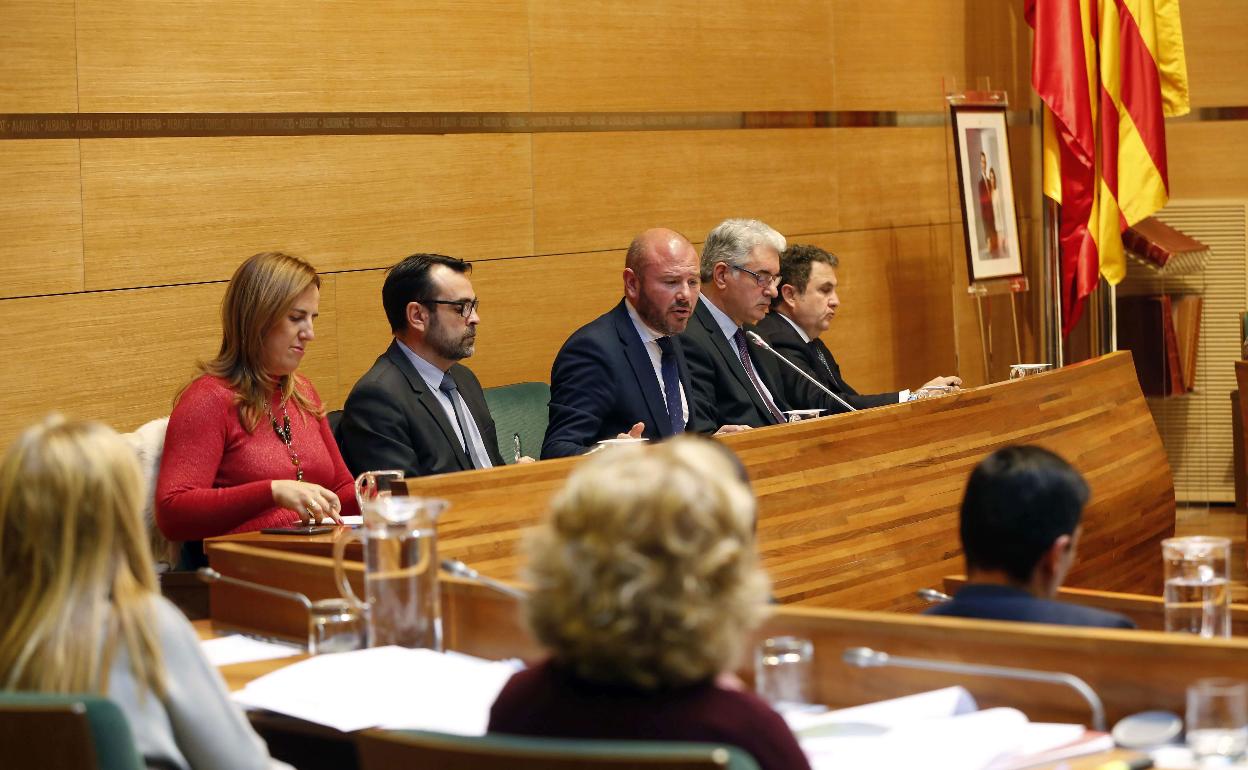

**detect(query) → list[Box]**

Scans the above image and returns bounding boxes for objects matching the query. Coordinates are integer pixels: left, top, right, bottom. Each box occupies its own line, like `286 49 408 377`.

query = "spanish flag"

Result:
1026 0 1190 335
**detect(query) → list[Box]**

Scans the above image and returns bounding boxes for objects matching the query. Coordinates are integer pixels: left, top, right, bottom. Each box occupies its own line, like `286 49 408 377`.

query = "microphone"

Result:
842 646 1106 731
916 587 952 604
197 567 312 610
440 558 528 600
744 331 857 413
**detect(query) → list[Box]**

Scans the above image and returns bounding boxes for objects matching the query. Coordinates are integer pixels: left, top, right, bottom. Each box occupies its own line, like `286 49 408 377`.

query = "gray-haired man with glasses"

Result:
678 218 794 431
339 253 510 477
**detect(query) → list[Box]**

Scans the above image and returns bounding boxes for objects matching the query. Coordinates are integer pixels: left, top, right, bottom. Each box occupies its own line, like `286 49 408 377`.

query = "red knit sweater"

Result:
156 375 359 540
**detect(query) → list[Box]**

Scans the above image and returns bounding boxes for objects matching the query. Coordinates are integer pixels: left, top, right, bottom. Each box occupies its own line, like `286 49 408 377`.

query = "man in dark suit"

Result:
339 253 506 477
542 228 708 458
754 244 960 413
925 446 1135 629
679 218 796 431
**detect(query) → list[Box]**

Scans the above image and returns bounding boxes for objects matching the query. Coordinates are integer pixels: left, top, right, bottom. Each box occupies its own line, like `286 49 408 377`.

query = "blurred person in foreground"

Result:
489 436 811 770
924 445 1135 629
157 252 357 545
0 415 284 770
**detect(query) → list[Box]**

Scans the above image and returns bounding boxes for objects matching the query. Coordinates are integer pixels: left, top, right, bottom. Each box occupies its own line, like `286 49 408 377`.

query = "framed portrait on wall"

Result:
951 104 1024 282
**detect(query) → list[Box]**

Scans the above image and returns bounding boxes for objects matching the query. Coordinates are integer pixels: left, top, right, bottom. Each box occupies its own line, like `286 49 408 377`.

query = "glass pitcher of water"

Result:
333 491 447 650
1163 536 1231 638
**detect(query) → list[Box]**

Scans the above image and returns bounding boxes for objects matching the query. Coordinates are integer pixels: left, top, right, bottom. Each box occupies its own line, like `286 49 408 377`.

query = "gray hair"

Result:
700 219 787 281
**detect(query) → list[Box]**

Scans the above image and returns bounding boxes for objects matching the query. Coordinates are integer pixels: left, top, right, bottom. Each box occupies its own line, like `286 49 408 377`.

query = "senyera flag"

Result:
1026 0 1190 335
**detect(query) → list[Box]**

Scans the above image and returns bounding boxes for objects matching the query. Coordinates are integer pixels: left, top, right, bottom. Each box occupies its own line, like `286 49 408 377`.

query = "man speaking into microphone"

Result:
753 244 961 413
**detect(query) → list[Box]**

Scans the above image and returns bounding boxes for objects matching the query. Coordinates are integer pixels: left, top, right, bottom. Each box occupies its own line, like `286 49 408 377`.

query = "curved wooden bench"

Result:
219 351 1173 611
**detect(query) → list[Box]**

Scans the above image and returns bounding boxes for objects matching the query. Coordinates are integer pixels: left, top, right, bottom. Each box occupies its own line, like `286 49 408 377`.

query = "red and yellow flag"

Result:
1026 0 1189 335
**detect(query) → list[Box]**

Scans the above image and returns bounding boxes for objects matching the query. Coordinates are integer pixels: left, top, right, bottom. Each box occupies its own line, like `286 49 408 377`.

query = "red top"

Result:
156 375 359 540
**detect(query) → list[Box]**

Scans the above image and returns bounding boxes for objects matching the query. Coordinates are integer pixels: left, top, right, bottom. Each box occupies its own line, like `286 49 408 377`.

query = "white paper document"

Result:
200 635 303 667
793 687 1106 770
231 646 523 734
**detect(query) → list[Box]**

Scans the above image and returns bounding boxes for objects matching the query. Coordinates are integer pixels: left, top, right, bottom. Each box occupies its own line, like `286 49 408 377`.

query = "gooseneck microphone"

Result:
440 558 528 600
744 330 857 413
843 646 1106 731
197 567 312 609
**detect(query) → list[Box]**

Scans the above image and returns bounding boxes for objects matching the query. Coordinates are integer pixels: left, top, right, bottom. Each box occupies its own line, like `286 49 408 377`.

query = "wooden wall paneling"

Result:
1167 122 1248 200
333 251 630 398
332 269 390 410
529 0 833 111
0 1 78 112
835 127 956 231
469 251 627 388
79 135 534 290
831 0 968 111
1178 0 1248 108
0 140 84 299
0 277 339 450
74 0 530 112
532 129 838 257
802 226 957 395
963 0 1033 113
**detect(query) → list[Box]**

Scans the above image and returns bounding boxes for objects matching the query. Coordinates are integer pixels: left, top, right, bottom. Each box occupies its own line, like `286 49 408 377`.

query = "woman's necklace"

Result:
265 396 303 481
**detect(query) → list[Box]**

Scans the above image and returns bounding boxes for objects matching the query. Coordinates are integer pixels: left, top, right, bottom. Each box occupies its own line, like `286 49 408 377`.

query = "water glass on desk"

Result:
1163 536 1231 638
754 636 814 709
308 598 365 654
1187 678 1248 764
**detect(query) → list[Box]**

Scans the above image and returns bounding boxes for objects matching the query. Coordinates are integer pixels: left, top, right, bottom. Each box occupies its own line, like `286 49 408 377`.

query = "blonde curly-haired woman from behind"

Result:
0 415 285 770
488 435 811 770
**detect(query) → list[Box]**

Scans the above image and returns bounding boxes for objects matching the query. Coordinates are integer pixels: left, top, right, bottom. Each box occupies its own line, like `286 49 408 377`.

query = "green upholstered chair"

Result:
356 729 761 770
0 692 145 770
482 381 551 463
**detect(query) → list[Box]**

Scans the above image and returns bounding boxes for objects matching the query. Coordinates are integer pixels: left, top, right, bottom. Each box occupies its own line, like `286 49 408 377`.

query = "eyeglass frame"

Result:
729 264 782 289
417 297 480 319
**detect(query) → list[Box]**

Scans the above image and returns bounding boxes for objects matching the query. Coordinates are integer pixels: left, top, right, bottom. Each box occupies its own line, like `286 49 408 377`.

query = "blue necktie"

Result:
656 336 685 435
438 372 490 469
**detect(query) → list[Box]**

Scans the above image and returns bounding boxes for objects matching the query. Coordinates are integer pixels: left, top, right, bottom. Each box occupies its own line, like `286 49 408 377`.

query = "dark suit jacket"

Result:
678 300 791 429
923 583 1136 629
542 300 702 459
339 340 505 477
753 312 899 411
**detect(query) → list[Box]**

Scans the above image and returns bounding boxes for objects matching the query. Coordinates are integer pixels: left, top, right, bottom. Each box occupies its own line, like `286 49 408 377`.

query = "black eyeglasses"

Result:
731 264 781 289
419 298 480 319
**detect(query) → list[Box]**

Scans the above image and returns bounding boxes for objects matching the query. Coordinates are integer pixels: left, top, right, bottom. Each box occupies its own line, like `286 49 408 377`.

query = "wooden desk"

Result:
216 351 1175 611
206 541 1248 729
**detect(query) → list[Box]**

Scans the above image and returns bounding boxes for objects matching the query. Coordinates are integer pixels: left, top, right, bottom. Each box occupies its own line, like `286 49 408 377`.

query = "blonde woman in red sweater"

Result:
157 252 358 544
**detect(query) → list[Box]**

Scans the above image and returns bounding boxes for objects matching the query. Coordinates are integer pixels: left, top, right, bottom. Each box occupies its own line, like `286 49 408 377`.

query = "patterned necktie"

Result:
813 343 842 390
732 329 785 424
656 336 685 435
438 372 489 469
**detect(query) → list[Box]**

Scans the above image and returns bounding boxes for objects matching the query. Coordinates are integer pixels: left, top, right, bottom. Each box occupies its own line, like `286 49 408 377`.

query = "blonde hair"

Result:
186 251 323 431
525 436 769 690
0 416 165 695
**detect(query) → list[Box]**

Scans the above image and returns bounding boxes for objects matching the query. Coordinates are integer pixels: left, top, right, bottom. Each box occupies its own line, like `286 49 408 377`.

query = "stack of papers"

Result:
791 687 1111 770
200 635 303 667
231 646 523 734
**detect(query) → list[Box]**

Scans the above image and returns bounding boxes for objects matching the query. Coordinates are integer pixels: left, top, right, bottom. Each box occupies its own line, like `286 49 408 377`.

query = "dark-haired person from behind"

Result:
339 253 507 478
925 445 1135 629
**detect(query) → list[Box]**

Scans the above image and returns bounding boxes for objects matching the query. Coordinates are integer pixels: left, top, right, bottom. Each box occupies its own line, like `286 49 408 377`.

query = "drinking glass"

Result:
1163 536 1231 638
754 636 814 708
1187 678 1248 763
307 598 365 654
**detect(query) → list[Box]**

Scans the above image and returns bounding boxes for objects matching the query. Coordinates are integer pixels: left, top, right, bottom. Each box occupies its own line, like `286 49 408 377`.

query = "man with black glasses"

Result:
339 253 506 477
679 218 806 431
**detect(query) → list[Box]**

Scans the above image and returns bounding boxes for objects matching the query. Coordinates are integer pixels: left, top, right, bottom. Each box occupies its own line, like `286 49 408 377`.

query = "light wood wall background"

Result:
0 1 1242 451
